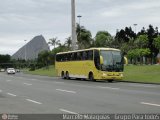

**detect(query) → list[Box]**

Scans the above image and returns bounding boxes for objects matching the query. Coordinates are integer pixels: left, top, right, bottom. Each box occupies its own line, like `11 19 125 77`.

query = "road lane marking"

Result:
141 102 160 107
56 89 76 94
97 86 120 90
54 82 64 84
17 77 23 79
59 109 78 114
23 83 32 86
26 99 42 104
31 79 37 81
129 84 157 88
7 93 17 97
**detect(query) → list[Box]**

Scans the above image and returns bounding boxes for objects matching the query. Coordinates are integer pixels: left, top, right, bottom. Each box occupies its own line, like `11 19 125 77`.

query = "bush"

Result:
29 66 35 71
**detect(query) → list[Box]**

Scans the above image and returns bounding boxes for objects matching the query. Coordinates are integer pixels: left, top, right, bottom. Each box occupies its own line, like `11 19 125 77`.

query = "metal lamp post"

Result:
133 24 138 34
77 15 82 47
77 15 82 26
71 0 78 50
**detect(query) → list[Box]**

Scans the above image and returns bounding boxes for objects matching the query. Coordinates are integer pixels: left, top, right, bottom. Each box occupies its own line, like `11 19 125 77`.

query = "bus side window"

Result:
71 53 74 61
67 53 69 61
89 50 93 60
86 51 89 60
74 53 77 61
94 50 100 70
82 51 87 60
87 50 93 60
67 54 70 61
61 55 63 61
80 52 83 60
59 55 62 61
77 52 81 60
65 54 68 61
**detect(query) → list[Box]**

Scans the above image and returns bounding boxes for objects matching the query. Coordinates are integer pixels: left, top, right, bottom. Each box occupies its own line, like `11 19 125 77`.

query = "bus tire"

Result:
66 71 70 79
89 72 95 81
61 71 65 79
108 79 113 83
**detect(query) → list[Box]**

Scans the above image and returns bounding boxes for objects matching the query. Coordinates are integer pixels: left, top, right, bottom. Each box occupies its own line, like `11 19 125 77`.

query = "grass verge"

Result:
25 65 56 77
25 65 160 84
124 65 160 84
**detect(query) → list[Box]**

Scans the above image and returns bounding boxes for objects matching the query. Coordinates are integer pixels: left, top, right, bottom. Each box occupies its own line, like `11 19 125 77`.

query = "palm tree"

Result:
48 37 60 49
76 23 93 49
65 37 72 50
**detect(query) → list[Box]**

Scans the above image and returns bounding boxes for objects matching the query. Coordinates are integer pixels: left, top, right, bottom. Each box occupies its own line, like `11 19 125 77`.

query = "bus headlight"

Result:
102 73 107 76
119 73 123 77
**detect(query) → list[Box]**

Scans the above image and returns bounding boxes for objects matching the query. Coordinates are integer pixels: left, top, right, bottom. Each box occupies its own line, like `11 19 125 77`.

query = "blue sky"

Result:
0 0 160 55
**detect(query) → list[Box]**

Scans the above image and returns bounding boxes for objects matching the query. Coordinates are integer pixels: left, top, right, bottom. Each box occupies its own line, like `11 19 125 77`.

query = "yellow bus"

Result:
55 48 124 82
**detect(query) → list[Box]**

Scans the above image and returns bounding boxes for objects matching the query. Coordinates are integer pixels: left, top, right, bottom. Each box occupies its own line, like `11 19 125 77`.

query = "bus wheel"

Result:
66 71 70 79
61 71 65 79
108 79 113 83
89 72 95 81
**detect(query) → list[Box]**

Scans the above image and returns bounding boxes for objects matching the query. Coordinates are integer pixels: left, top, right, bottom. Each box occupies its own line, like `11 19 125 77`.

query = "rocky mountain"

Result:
12 35 50 60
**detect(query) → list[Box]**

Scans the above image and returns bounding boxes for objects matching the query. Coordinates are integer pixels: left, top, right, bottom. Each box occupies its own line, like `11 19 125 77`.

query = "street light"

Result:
77 15 82 26
77 15 82 46
24 40 27 61
133 24 138 34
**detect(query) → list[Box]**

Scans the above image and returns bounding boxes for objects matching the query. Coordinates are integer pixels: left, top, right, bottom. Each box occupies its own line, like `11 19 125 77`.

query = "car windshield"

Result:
8 68 15 70
100 50 124 72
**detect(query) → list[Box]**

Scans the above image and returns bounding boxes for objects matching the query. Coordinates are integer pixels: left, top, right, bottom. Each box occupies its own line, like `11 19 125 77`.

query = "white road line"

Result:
54 81 64 84
141 102 160 107
59 109 78 114
23 83 32 86
26 99 42 104
17 77 24 79
129 84 157 88
7 93 17 97
97 86 120 90
31 79 38 81
56 89 76 94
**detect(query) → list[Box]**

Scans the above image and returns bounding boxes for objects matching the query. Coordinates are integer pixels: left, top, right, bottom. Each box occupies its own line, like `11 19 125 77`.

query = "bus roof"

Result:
56 48 120 55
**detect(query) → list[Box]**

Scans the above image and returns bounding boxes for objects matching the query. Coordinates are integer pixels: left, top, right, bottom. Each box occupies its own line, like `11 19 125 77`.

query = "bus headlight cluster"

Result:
119 73 123 77
102 73 107 76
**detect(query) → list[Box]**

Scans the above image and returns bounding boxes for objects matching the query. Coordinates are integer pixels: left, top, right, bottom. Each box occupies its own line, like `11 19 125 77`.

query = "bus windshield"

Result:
100 50 124 72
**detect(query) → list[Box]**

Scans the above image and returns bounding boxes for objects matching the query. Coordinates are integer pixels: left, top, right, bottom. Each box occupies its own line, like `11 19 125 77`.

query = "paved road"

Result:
0 72 160 114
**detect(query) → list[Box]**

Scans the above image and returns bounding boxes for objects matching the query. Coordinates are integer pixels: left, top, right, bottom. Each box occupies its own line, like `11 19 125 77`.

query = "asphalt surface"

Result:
0 72 160 114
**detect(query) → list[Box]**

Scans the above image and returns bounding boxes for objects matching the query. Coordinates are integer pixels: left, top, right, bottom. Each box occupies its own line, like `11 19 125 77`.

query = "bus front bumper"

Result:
99 72 123 80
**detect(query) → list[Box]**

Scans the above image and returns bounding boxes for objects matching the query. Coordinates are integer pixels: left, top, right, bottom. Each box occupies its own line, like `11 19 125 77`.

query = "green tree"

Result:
115 27 136 43
95 31 113 47
65 37 72 50
0 54 11 63
127 48 150 64
76 24 93 49
48 37 60 49
37 50 50 68
147 25 159 64
153 36 160 52
134 35 149 48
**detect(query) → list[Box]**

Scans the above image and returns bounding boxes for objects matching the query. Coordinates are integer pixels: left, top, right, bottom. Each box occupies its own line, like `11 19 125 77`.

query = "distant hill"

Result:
12 35 50 60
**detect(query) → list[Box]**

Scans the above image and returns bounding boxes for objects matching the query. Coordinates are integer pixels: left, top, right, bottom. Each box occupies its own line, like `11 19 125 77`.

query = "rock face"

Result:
12 35 50 60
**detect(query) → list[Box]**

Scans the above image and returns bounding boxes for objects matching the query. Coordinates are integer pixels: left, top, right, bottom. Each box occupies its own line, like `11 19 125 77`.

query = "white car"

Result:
0 69 5 72
6 68 16 74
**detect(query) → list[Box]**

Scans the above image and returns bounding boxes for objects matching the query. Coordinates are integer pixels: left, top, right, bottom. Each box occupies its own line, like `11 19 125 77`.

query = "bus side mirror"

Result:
100 56 104 65
124 57 128 65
